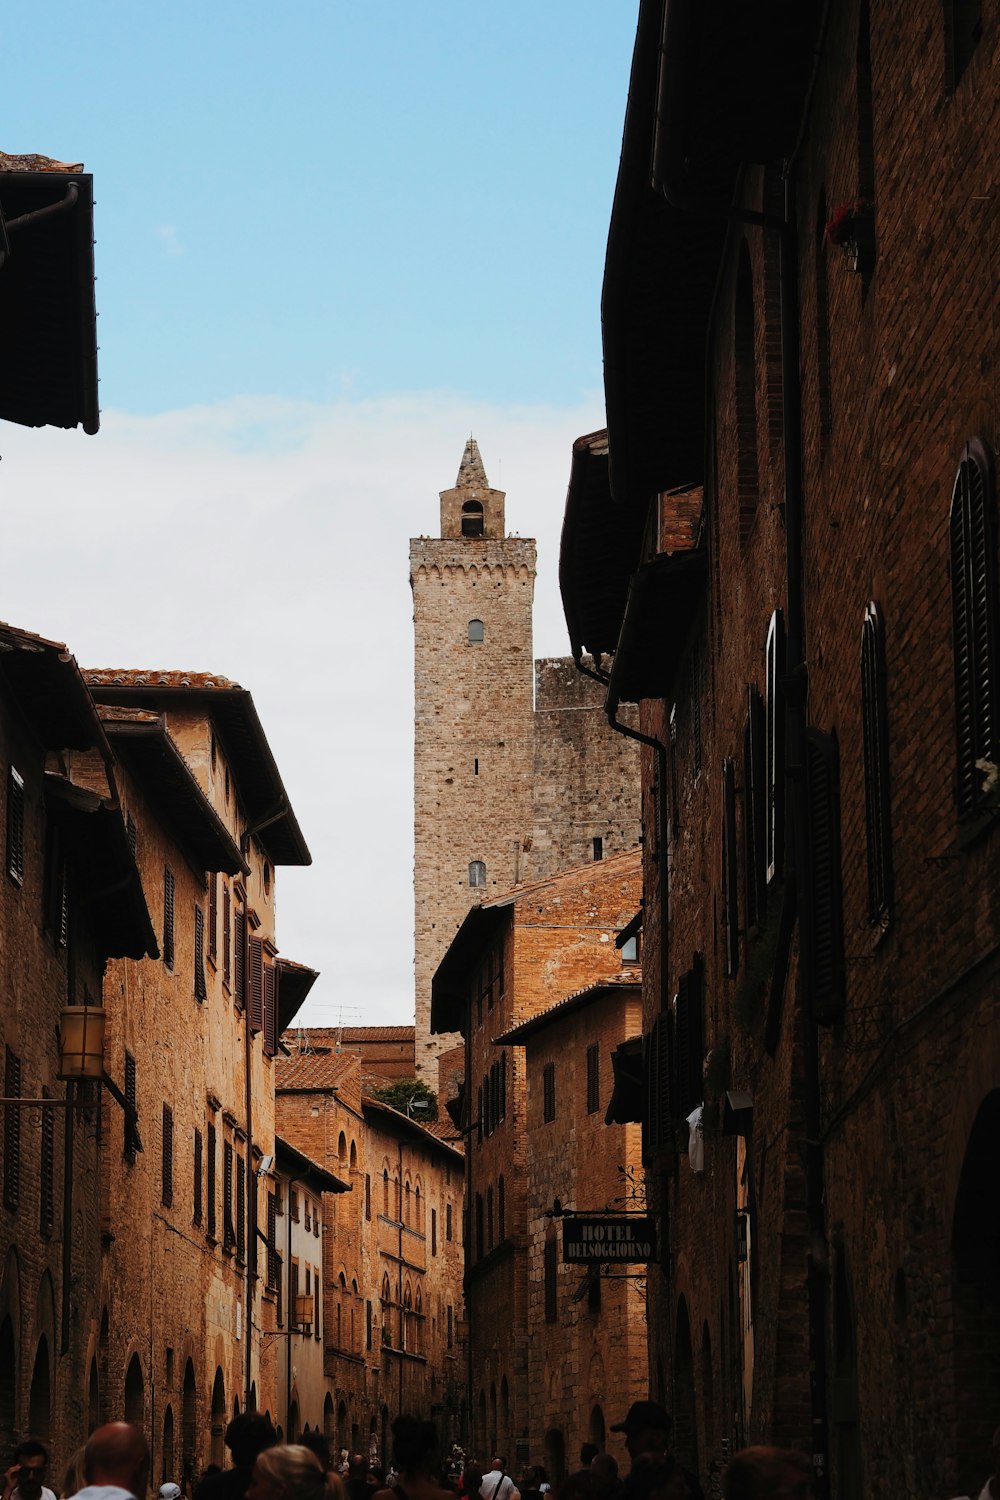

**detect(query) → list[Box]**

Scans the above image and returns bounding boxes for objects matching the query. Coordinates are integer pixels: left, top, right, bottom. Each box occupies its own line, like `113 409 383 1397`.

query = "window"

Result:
544 1234 558 1322
267 1191 279 1290
290 1187 299 1222
365 1173 371 1221
469 860 486 887
669 706 680 840
861 602 893 927
592 836 603 861
366 1299 373 1352
462 501 484 537
162 1104 174 1207
263 964 277 1058
234 906 246 1010
382 1169 389 1217
543 1062 556 1123
39 1089 54 1237
193 1129 203 1226
223 883 231 987
249 936 264 1031
431 1207 437 1256
124 1051 137 1166
208 874 217 962
126 813 137 860
468 619 485 643
446 1202 453 1241
236 1155 246 1262
3 1046 21 1210
950 439 998 825
162 868 175 970
207 1124 217 1240
223 1141 235 1251
6 768 24 885
586 1044 600 1115
194 907 207 1002
621 933 639 964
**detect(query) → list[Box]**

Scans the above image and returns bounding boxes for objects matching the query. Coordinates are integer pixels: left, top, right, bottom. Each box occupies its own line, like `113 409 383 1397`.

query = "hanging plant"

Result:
824 198 876 274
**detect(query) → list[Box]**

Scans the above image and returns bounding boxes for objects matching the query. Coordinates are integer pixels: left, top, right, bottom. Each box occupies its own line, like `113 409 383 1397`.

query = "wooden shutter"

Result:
805 729 845 1024
223 1140 235 1249
861 602 893 924
722 759 740 978
207 1123 217 1239
234 908 246 1011
126 813 137 859
162 868 175 970
193 1128 203 1226
765 610 785 881
222 883 231 987
39 1087 54 1235
162 1104 173 1207
6 769 24 884
194 907 207 1002
124 1051 137 1165
267 1190 278 1288
207 873 217 960
249 937 263 1032
950 440 999 821
743 684 767 929
3 1048 20 1210
236 1154 246 1262
263 963 277 1057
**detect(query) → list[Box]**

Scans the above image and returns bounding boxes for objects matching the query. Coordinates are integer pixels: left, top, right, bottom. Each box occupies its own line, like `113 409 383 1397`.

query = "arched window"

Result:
414 1184 422 1233
404 1180 411 1226
461 501 484 537
349 1140 357 1171
468 619 484 643
469 861 486 888
382 1169 389 1217
338 1132 347 1164
950 439 998 824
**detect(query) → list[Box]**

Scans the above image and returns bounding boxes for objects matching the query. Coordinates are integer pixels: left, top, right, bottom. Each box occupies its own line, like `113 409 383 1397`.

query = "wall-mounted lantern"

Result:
57 1005 106 1081
294 1294 313 1330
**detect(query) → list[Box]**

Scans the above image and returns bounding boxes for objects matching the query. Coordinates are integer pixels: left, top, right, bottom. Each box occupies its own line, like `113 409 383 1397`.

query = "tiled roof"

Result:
84 669 240 691
339 1026 416 1043
483 844 642 909
494 977 641 1046
275 1040 356 1091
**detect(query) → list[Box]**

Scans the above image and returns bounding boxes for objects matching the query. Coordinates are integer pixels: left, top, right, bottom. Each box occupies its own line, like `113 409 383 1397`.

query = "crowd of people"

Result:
4 1406 999 1500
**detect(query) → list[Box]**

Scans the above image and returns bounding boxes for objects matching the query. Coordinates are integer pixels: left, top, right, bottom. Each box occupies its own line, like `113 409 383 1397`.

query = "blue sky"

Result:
4 5 639 1027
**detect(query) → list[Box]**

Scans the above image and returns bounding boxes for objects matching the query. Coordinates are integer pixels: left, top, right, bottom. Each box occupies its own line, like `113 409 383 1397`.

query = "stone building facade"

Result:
496 981 647 1479
430 850 643 1470
559 2 1000 1496
412 442 641 1083
275 1039 466 1457
81 671 313 1485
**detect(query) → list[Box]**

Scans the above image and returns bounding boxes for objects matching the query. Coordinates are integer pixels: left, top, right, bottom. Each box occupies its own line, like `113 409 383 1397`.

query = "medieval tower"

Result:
410 439 537 1078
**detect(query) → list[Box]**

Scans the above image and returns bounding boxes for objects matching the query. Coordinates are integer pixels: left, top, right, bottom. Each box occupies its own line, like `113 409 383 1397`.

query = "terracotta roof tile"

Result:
83 669 240 690
275 1040 356 1091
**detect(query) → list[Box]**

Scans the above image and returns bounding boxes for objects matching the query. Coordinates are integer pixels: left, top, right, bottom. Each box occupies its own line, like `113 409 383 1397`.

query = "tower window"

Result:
461 501 484 537
469 860 486 888
468 619 484 643
592 836 603 861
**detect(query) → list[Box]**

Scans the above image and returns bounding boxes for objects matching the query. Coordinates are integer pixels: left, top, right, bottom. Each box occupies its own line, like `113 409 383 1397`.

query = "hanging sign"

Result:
562 1215 658 1264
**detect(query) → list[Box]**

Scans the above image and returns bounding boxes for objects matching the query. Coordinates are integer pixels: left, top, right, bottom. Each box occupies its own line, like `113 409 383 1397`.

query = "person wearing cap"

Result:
161 1484 183 1500
612 1403 703 1500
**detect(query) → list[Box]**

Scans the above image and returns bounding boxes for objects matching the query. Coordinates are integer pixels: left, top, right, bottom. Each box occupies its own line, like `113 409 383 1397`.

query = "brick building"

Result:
411 440 641 1083
495 980 647 1479
275 1037 466 1457
0 626 156 1473
430 850 643 1469
81 670 312 1484
559 2 1000 1496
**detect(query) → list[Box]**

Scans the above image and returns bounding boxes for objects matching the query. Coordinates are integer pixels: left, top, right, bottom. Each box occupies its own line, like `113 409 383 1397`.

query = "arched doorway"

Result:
162 1406 175 1485
182 1361 197 1490
0 1317 16 1455
952 1090 1000 1495
211 1369 226 1466
28 1336 51 1440
324 1394 334 1440
543 1431 565 1486
589 1406 605 1450
673 1297 698 1480
124 1354 144 1427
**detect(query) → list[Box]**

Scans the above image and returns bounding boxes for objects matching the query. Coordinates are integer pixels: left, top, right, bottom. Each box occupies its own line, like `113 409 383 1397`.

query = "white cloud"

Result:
0 391 604 1025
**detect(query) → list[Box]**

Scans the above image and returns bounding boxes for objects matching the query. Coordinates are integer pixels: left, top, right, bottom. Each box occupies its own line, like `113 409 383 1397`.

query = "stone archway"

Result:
162 1405 175 1486
124 1353 144 1426
210 1368 226 1466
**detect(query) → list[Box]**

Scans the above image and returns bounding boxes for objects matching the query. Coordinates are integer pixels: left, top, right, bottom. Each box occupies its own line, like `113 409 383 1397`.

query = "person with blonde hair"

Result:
58 1451 86 1500
247 1446 344 1500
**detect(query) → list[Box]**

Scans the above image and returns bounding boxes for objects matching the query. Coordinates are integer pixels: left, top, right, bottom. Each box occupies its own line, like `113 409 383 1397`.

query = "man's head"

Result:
225 1414 277 1470
580 1447 599 1470
348 1456 367 1482
490 1460 505 1474
722 1447 812 1500
12 1441 49 1500
610 1403 673 1461
84 1424 151 1499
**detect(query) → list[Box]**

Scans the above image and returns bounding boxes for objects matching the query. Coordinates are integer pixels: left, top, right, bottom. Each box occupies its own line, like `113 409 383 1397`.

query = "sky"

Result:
3 4 639 1028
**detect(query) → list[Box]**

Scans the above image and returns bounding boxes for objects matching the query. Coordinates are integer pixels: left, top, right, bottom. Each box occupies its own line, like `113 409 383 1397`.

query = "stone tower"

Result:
411 439 537 1080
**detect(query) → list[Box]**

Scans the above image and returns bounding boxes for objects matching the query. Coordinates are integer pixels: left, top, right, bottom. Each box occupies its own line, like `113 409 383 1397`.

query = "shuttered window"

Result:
586 1044 600 1114
193 1128 203 1226
743 684 767 930
674 956 705 1122
162 1104 174 1207
222 883 232 987
263 963 277 1057
207 1123 217 1240
235 1154 246 1262
163 868 175 971
643 1014 672 1160
6 768 24 885
39 1088 54 1236
124 1051 137 1166
950 439 999 825
207 873 218 961
194 906 207 1002
766 610 786 882
126 813 137 859
267 1190 279 1289
3 1047 21 1210
861 602 893 926
234 908 246 1011
805 728 845 1024
722 759 740 978
248 936 264 1032
543 1062 556 1122
223 1141 235 1250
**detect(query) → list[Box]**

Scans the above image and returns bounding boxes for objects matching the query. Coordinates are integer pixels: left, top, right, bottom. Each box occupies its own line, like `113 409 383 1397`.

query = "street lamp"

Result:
57 1005 106 1080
